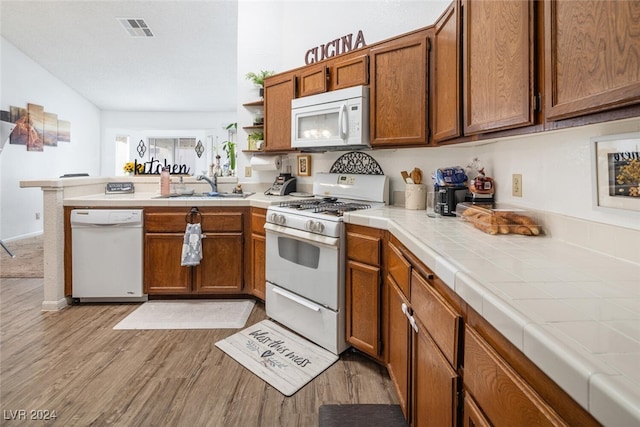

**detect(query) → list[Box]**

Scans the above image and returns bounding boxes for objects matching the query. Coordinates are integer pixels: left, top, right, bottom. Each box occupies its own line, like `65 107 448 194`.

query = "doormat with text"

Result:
215 319 338 396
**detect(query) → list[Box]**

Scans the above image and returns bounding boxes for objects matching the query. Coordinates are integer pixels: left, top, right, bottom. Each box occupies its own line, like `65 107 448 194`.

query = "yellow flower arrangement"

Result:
123 162 144 174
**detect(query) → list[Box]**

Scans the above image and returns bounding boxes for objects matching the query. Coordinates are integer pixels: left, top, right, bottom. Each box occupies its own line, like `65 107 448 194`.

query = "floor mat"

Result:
113 299 255 330
215 319 338 396
318 404 408 427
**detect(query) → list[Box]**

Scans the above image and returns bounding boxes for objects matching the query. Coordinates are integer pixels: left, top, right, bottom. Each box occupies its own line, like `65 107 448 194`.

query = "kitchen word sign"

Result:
133 157 191 175
304 30 367 65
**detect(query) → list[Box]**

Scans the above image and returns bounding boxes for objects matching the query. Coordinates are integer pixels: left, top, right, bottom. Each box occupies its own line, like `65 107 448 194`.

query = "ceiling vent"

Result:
118 18 154 38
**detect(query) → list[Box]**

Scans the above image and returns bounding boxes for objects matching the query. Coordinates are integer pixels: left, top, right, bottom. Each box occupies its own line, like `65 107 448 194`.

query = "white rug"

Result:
113 300 255 330
215 319 339 396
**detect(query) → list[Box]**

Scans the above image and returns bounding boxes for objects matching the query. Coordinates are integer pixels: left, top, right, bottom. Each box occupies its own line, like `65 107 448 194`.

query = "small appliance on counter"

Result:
433 166 469 216
264 173 297 196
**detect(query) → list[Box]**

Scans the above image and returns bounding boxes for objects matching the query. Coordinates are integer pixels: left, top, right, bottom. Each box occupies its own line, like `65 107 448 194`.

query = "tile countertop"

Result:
344 206 640 427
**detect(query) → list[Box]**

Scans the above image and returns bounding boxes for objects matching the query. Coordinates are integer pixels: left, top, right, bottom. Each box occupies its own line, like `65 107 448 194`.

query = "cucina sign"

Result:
304 30 367 65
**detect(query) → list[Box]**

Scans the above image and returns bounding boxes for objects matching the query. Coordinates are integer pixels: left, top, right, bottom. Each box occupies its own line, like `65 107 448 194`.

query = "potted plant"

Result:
222 122 237 174
245 70 275 97
247 130 264 151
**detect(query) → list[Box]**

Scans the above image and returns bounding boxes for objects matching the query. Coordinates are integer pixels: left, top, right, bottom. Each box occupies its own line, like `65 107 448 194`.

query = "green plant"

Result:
245 70 275 87
247 130 264 142
222 122 237 171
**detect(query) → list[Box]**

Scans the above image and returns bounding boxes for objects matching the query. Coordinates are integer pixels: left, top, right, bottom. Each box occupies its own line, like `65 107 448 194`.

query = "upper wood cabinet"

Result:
298 64 328 98
330 52 369 91
263 72 296 152
370 30 430 147
544 0 640 121
431 1 462 143
462 0 536 135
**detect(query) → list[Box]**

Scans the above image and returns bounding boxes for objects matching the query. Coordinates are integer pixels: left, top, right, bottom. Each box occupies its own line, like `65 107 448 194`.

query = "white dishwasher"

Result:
71 209 147 302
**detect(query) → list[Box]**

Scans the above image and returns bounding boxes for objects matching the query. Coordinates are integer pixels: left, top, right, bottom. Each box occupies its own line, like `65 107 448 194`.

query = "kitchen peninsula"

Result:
21 176 639 427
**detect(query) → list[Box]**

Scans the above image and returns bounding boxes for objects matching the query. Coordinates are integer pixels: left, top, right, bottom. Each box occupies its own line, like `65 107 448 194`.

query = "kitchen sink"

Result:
154 192 255 200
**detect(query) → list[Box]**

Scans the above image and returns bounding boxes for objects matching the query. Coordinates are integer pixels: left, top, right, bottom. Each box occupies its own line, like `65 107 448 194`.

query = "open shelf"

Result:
242 100 264 107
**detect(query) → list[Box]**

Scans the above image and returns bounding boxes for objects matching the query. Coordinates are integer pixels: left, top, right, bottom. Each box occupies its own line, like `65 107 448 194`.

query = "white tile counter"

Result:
344 206 640 427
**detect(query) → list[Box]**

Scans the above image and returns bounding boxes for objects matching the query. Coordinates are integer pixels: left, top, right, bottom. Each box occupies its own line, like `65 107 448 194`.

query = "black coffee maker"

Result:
434 185 468 216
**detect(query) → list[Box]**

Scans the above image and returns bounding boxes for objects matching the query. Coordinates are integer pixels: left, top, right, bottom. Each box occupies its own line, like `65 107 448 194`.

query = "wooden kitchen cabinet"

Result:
329 51 369 91
462 0 536 135
385 237 463 426
345 224 384 361
431 1 462 143
544 0 640 121
248 207 266 300
144 207 245 295
464 325 567 426
298 51 369 98
370 30 430 147
298 64 328 98
263 71 296 152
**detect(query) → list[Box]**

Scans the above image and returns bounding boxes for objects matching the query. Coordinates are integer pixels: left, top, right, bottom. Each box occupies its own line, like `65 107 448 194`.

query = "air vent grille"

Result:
118 18 154 38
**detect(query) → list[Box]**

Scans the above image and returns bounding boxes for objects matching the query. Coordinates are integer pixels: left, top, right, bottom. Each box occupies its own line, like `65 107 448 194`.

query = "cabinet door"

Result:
144 233 191 294
370 31 430 147
194 233 243 293
412 316 460 427
544 0 640 120
249 208 266 300
345 260 381 358
463 0 535 135
386 276 411 419
432 1 462 143
298 64 328 97
264 72 296 152
462 392 491 427
464 326 567 426
331 52 369 91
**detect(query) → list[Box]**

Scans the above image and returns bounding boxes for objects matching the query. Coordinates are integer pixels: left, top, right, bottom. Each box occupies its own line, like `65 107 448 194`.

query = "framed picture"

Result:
297 154 311 176
592 132 640 212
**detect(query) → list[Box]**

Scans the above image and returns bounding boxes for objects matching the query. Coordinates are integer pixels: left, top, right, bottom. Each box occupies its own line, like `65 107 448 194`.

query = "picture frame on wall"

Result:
592 132 640 212
297 154 311 177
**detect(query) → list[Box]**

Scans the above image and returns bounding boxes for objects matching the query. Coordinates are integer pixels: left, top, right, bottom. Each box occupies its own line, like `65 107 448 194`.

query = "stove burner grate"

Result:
314 202 372 216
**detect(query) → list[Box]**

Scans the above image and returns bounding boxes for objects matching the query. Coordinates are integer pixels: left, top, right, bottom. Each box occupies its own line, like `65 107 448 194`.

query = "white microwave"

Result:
291 85 369 150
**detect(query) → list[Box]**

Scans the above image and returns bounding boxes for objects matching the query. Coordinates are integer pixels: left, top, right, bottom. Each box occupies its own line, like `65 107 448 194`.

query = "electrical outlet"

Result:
244 166 252 178
512 174 523 197
35 212 41 220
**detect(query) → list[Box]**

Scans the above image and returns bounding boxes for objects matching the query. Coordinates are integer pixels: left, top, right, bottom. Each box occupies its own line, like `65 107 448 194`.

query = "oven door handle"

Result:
264 222 340 248
272 286 322 312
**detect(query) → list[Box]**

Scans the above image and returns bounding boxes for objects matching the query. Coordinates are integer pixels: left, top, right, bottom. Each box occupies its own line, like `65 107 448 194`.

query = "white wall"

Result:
236 0 451 184
0 37 101 240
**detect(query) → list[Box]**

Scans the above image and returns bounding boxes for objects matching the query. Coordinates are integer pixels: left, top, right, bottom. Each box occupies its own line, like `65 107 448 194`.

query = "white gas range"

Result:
265 173 388 354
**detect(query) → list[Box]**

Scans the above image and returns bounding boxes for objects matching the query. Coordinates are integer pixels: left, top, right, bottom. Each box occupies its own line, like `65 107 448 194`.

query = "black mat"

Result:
318 404 408 427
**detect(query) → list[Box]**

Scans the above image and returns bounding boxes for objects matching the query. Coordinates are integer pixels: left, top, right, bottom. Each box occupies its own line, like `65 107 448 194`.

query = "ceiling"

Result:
0 1 238 112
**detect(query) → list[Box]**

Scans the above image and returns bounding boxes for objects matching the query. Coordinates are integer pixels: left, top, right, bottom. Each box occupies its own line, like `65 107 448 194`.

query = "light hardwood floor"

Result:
0 278 397 426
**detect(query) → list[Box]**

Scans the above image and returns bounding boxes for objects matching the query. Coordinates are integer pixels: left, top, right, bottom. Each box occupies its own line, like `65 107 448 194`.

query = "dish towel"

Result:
181 223 203 266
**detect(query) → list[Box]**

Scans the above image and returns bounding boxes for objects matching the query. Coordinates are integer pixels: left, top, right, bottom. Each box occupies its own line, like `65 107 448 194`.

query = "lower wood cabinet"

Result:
248 207 266 300
463 325 567 427
144 207 245 295
345 224 385 360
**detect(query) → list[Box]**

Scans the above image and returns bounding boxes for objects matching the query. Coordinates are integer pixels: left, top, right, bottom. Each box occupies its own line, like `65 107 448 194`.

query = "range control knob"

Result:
305 220 325 233
269 213 286 225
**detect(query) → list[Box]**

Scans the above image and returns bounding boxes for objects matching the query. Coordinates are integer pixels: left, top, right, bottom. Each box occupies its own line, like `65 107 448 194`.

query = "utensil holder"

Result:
405 183 426 210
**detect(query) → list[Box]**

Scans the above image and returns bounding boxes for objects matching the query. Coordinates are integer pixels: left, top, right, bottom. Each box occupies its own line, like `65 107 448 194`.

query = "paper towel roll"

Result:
250 155 281 171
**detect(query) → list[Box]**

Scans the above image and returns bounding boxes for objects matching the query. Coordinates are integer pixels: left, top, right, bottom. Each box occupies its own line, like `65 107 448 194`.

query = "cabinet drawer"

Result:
464 326 567 427
411 270 461 367
387 241 411 297
145 211 243 233
347 230 381 266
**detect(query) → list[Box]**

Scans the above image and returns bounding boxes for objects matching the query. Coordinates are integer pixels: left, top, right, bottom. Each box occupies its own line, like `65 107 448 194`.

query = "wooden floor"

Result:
0 278 397 426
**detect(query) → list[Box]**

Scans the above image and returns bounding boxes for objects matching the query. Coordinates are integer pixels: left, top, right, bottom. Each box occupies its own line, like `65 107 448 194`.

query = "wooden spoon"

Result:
401 171 410 183
410 168 422 184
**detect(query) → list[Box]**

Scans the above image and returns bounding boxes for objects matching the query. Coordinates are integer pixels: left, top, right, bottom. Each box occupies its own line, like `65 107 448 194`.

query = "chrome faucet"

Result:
196 174 217 193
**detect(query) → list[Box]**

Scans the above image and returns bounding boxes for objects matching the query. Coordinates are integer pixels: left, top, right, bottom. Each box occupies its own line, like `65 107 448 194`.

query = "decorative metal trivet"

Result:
137 139 147 158
194 139 204 158
329 151 384 175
